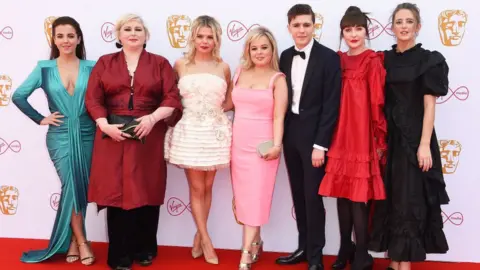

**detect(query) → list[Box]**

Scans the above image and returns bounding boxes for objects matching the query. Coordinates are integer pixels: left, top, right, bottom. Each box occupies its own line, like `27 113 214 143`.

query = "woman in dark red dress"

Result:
318 6 386 270
85 14 182 270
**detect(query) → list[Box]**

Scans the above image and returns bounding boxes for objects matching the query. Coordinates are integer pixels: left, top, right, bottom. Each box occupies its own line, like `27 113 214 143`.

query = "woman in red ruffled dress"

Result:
318 6 387 270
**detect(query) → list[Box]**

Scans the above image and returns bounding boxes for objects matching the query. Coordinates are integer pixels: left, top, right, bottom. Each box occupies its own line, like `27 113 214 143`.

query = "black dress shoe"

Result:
308 263 324 270
331 242 356 269
111 266 131 270
275 249 307 265
351 254 374 270
135 253 154 266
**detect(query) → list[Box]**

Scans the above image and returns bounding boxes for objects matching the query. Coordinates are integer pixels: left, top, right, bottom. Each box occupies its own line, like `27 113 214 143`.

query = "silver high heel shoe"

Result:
239 249 252 270
251 240 263 263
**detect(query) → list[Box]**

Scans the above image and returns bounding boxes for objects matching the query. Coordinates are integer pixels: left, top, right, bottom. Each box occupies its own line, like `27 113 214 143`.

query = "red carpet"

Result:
1 238 477 269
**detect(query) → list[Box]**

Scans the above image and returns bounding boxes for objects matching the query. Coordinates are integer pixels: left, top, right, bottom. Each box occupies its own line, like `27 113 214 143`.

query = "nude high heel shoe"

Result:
201 240 219 264
191 233 203 259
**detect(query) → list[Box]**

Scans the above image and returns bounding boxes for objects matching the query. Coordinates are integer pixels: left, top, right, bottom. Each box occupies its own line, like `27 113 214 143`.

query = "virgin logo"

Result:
0 138 21 155
436 86 469 104
227 20 260 42
101 22 115 42
441 211 463 226
50 193 60 211
0 26 13 40
166 197 191 216
367 19 393 40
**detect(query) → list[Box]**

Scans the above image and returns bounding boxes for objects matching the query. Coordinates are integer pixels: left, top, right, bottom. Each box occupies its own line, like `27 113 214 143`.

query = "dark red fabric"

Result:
85 50 182 210
319 50 387 202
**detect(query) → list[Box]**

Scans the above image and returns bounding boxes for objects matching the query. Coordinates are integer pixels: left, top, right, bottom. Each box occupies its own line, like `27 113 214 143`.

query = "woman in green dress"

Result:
12 16 96 265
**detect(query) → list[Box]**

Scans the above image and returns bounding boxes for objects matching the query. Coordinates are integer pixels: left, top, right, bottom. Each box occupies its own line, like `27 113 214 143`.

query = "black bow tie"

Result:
293 50 306 59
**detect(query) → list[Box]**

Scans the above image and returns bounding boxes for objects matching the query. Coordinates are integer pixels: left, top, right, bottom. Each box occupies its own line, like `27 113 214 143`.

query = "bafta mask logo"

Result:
44 16 57 47
439 140 462 174
313 13 324 41
438 10 468 46
0 75 13 106
232 197 243 225
167 15 192 48
0 185 19 215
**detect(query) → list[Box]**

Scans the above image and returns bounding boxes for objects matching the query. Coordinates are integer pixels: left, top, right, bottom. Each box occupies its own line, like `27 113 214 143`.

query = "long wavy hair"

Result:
49 16 86 60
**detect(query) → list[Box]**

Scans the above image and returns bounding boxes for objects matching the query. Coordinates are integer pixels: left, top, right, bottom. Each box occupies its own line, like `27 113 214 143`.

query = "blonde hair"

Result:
115 14 151 43
240 26 280 71
184 15 222 64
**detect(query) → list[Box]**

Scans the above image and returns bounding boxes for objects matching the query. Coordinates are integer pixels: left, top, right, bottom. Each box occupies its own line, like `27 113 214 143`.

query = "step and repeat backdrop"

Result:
0 0 478 263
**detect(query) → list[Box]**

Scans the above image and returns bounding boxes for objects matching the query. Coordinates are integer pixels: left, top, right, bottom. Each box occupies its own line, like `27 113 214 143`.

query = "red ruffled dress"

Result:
319 49 387 202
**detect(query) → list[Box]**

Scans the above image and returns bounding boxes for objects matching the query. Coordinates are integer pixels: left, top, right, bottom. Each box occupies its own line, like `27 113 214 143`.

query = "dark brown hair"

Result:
391 2 421 25
49 16 86 60
340 6 371 42
287 4 315 24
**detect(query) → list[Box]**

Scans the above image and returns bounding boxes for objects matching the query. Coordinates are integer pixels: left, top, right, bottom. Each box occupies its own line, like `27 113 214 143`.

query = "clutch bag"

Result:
256 140 273 157
101 114 146 144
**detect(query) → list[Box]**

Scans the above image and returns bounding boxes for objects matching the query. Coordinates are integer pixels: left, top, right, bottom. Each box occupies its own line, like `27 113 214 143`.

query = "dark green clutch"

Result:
101 114 146 144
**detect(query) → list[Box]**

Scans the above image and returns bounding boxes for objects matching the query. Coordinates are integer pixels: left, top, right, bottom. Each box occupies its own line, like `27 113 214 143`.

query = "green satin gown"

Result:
12 59 96 263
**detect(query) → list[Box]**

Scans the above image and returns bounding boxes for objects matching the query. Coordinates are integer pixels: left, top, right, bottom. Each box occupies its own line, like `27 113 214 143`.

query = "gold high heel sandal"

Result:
239 249 252 270
191 233 203 259
251 240 263 263
66 239 79 263
78 241 95 266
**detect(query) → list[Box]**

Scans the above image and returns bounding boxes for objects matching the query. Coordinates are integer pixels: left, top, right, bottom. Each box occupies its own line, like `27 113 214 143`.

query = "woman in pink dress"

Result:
223 26 288 269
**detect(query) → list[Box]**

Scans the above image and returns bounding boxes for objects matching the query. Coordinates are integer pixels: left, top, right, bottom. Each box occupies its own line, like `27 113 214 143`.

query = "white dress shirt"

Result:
290 38 328 151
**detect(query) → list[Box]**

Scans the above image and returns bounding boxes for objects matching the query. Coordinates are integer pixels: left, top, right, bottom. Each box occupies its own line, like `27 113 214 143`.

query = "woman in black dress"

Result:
369 3 449 270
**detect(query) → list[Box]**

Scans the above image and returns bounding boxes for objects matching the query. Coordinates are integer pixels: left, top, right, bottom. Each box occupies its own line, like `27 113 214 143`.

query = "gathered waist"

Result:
48 115 95 132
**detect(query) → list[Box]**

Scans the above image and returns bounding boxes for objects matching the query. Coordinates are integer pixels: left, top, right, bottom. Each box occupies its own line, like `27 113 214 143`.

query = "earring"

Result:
143 43 146 49
115 42 123 48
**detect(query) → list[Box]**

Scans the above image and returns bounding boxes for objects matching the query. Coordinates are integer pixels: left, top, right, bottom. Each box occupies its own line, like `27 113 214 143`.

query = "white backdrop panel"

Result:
0 0 478 263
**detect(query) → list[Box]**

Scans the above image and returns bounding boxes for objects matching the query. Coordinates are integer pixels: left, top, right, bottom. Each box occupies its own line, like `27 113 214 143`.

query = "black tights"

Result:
337 198 370 260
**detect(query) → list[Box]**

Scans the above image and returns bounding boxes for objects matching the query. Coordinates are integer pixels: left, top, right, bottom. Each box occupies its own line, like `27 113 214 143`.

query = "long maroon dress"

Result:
86 49 182 210
85 49 182 268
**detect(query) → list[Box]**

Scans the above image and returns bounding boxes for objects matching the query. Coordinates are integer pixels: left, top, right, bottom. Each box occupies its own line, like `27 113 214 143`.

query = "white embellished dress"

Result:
164 73 232 170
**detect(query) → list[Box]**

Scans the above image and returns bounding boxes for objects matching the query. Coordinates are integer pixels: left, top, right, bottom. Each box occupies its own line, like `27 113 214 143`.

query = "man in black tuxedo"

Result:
275 4 341 270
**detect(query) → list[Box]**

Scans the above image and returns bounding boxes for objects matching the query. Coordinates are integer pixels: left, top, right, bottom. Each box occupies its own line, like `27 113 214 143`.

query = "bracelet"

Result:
273 144 282 149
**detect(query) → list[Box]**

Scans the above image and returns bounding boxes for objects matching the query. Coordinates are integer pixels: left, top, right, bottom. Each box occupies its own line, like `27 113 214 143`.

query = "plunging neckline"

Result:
55 59 82 97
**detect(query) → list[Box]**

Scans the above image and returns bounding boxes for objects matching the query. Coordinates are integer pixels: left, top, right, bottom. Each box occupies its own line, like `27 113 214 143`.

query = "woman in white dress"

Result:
164 15 232 265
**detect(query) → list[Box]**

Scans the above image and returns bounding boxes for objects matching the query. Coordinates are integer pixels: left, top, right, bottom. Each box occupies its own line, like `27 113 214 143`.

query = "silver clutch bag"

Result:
256 140 274 157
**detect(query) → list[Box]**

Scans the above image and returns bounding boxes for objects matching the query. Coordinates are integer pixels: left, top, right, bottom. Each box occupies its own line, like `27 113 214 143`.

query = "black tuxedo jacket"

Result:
280 40 342 149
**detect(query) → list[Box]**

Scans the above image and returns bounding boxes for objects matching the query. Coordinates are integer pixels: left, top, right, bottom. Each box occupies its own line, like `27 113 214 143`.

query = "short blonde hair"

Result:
240 26 280 71
115 14 151 42
184 15 222 64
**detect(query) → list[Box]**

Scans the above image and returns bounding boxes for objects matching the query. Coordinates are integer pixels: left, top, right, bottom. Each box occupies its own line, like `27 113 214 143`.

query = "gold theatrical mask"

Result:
0 75 12 106
439 140 462 174
166 15 192 48
0 185 19 215
313 13 324 41
438 10 468 46
44 16 57 47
